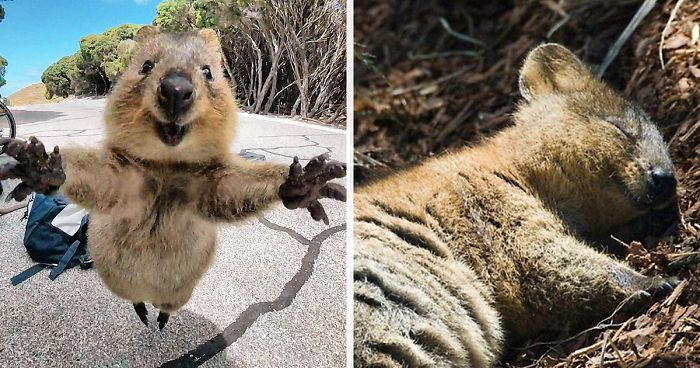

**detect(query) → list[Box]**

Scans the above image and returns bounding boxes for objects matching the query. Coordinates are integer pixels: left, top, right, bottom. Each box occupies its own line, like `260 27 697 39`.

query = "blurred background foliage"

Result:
39 0 346 124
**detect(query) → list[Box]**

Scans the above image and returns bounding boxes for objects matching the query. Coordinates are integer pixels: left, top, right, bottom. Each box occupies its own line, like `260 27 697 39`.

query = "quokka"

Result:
0 26 346 330
353 43 679 367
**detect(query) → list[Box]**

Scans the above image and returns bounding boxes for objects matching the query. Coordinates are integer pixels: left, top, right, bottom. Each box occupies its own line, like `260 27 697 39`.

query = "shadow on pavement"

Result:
12 110 66 125
0 268 229 366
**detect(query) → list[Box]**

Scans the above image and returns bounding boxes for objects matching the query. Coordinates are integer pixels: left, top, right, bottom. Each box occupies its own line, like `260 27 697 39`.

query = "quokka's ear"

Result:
518 43 594 102
135 25 160 43
198 28 221 50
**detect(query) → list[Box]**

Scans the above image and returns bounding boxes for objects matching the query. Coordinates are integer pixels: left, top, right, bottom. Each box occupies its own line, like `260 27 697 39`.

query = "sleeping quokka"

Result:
353 44 679 367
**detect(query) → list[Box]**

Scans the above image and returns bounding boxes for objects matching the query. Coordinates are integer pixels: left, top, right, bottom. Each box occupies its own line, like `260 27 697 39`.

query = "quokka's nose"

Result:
159 72 194 119
649 168 677 201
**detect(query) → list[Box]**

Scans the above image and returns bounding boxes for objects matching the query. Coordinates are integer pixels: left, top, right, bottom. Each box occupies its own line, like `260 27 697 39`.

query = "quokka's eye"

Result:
202 65 213 80
604 116 635 140
141 60 154 74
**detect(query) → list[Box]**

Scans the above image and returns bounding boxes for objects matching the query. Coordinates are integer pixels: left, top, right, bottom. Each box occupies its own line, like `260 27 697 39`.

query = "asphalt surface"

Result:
0 98 347 367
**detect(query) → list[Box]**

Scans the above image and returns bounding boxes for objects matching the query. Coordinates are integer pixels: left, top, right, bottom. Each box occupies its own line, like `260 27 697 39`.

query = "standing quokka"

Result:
353 43 679 367
0 26 346 330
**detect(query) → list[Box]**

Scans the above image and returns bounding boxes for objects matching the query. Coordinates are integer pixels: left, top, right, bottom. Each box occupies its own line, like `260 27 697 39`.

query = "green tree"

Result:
103 39 137 81
0 56 7 90
79 35 115 92
154 0 192 31
103 24 141 41
192 0 218 28
0 3 6 96
154 0 219 31
80 35 119 67
43 23 142 96
42 55 78 98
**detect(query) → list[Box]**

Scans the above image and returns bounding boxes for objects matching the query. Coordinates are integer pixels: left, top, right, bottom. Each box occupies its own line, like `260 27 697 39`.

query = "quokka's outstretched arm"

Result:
196 154 346 223
0 137 131 212
195 157 288 221
59 147 138 212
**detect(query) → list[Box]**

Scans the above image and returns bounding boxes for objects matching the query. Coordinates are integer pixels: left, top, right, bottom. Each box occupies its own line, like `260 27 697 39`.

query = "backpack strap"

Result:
11 264 48 286
78 249 93 269
48 239 81 281
77 215 92 269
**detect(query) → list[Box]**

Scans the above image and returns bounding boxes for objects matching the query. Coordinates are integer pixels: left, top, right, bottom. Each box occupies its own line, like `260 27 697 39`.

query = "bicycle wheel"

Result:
0 100 16 139
0 101 25 216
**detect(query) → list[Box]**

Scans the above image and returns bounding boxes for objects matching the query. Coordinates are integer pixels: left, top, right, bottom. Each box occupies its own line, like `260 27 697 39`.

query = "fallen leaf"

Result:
629 326 657 350
665 34 691 49
690 65 700 79
419 85 439 95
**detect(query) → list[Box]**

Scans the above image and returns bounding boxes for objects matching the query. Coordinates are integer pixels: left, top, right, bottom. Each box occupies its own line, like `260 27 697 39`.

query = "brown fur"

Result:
353 44 677 367
59 27 289 315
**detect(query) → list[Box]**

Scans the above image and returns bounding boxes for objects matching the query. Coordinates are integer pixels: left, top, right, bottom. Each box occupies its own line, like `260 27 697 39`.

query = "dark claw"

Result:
27 138 47 161
6 182 32 202
307 160 346 183
289 156 303 181
320 182 346 202
322 161 347 181
5 139 26 157
302 153 331 178
659 282 673 293
624 276 681 313
643 276 680 298
308 200 329 225
0 162 18 180
652 277 680 295
279 153 346 224
133 302 148 326
157 311 170 331
622 290 652 313
0 138 66 198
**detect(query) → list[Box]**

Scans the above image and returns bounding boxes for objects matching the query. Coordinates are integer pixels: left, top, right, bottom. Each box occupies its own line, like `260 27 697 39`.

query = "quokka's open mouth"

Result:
156 121 188 146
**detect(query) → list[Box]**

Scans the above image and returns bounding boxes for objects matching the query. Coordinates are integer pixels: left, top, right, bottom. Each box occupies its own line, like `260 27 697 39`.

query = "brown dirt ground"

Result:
354 0 700 366
7 83 64 106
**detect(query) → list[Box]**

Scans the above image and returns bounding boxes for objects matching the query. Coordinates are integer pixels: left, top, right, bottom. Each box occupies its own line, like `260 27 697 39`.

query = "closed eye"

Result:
603 117 635 140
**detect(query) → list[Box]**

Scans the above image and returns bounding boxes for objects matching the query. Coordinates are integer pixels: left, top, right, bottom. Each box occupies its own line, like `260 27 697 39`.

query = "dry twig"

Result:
659 0 686 69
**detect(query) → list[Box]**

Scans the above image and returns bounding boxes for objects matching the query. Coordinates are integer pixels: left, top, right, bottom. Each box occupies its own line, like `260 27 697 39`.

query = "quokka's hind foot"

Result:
133 302 149 326
622 275 681 313
157 311 170 331
153 302 175 331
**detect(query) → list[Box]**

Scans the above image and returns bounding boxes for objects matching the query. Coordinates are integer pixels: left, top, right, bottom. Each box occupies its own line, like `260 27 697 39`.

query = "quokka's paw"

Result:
278 154 347 225
0 136 66 201
622 275 681 313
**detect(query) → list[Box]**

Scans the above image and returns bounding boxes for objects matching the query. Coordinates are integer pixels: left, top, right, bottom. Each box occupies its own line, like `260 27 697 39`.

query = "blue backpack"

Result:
11 193 92 285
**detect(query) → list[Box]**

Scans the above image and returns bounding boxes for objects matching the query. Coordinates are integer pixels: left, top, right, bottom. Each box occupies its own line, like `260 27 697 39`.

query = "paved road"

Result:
0 98 347 367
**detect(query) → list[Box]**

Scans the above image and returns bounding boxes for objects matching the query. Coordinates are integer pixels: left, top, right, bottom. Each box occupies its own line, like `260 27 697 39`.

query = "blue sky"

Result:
0 0 158 96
